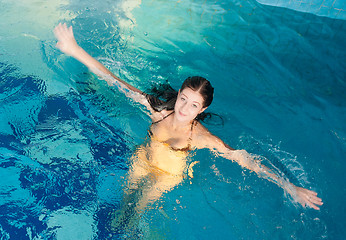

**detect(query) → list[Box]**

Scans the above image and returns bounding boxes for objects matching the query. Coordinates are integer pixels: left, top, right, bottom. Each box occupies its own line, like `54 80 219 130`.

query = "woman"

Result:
53 23 323 215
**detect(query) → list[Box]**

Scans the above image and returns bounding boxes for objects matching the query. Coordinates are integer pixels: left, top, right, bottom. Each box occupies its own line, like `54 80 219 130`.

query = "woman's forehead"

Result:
180 88 204 103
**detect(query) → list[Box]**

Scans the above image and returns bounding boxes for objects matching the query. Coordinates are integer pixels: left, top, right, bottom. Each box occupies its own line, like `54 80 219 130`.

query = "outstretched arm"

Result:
53 23 153 112
196 128 323 210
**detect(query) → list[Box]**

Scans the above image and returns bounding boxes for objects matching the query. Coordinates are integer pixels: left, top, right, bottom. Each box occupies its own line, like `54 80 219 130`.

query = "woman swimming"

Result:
53 23 323 217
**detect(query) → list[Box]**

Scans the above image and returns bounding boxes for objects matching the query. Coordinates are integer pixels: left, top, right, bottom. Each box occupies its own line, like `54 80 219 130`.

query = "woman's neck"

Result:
171 112 193 131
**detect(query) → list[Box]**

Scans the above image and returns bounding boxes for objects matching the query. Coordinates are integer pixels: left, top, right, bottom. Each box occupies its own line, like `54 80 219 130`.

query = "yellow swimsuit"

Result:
138 111 195 177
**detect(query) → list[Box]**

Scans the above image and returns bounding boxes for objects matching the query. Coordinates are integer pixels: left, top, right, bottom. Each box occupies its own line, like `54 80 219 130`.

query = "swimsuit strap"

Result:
149 111 196 152
187 120 195 143
173 120 194 152
152 111 174 124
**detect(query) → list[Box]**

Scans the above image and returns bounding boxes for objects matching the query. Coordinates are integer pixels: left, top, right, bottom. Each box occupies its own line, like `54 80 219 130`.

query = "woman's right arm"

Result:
53 23 154 112
195 126 323 210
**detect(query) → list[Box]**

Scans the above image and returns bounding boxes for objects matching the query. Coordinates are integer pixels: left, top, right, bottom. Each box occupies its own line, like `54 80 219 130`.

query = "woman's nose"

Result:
181 102 188 112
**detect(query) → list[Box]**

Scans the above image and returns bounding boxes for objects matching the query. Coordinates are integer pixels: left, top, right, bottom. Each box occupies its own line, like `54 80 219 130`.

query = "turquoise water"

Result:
0 0 345 239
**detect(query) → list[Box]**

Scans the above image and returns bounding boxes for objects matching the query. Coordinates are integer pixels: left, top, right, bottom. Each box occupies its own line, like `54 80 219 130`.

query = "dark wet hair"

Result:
145 76 219 122
181 76 214 108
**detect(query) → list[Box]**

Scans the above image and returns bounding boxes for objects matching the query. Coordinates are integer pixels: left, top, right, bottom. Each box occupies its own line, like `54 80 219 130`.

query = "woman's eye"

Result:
181 97 185 101
192 104 198 108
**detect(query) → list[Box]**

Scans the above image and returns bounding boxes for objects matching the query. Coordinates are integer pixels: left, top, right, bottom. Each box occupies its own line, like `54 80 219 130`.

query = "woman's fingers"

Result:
53 23 79 55
306 190 322 203
61 23 69 37
69 25 74 37
54 23 72 41
309 195 323 205
308 202 320 210
54 24 64 41
304 191 323 210
295 186 323 210
305 189 318 196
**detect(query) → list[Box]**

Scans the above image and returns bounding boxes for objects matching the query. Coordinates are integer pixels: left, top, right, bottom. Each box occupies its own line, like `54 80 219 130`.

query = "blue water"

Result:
0 0 345 239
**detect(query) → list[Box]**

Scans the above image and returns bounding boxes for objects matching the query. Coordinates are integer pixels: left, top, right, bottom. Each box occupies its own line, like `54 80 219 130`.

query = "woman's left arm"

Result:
53 23 155 114
196 129 323 210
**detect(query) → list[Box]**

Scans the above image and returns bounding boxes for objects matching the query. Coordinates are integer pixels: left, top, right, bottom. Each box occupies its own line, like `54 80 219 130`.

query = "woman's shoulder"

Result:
192 121 219 148
151 109 173 123
193 121 211 134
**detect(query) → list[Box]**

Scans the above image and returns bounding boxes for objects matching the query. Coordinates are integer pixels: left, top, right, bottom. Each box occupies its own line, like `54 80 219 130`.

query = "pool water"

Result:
0 0 345 239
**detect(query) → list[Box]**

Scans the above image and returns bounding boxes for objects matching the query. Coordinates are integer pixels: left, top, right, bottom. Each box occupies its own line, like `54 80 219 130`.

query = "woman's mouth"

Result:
179 111 187 117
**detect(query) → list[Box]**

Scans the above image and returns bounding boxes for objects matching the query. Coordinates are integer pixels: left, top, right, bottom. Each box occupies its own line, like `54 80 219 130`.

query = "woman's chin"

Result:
177 115 194 123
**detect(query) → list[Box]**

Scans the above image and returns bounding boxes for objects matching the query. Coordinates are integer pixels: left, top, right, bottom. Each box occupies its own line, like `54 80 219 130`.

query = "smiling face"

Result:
174 87 207 122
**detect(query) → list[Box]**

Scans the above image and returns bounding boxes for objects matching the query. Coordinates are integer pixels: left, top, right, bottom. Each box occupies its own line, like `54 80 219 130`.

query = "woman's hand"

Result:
54 23 80 56
288 185 323 210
